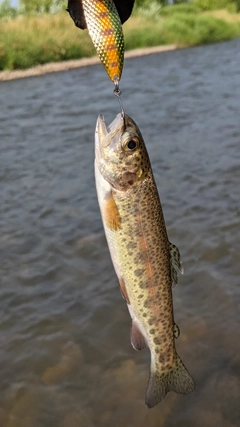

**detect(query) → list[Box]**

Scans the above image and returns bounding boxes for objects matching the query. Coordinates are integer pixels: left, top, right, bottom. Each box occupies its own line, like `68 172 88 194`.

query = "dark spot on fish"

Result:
127 241 135 250
149 329 155 334
153 337 161 345
144 300 149 309
159 355 165 363
134 268 144 277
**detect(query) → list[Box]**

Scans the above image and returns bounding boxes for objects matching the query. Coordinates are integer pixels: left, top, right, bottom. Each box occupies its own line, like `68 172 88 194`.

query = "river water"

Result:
0 38 240 427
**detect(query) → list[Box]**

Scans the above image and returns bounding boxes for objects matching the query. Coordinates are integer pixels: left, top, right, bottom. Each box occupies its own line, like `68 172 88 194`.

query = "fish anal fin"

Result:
171 266 178 287
174 323 180 339
131 321 146 351
145 356 195 408
119 277 130 304
103 191 121 231
169 242 184 287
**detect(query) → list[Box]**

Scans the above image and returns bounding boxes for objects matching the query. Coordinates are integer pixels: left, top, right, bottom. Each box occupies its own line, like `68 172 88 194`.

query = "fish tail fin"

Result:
145 356 195 408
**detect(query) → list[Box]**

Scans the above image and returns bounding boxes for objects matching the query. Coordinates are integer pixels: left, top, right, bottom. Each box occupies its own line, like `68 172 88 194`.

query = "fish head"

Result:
95 113 151 191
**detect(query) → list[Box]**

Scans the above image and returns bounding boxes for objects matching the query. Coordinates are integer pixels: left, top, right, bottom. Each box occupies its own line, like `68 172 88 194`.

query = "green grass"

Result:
160 3 202 16
194 0 238 13
0 6 240 71
0 14 95 70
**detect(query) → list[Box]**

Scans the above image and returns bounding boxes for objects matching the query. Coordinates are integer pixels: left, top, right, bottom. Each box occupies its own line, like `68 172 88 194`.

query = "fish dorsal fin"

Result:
169 242 184 287
131 321 146 351
174 323 180 339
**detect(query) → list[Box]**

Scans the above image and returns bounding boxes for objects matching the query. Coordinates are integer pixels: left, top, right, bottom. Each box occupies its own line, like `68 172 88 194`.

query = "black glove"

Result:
67 0 135 30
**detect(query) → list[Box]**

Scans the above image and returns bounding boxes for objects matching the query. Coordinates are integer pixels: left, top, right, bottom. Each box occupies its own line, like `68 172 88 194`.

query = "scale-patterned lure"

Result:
82 0 124 82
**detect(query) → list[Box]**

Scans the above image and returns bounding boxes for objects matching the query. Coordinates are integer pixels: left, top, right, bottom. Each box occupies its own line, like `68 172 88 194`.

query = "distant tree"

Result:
20 0 51 13
0 0 18 18
234 0 240 11
51 0 67 11
20 0 66 13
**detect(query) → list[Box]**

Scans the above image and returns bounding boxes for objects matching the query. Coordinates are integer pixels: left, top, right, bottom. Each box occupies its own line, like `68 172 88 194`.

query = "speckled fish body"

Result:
95 113 195 408
82 0 124 82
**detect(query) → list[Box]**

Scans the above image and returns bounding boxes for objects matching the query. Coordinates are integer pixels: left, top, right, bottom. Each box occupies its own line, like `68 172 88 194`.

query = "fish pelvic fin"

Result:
169 242 184 287
145 356 195 408
131 321 146 351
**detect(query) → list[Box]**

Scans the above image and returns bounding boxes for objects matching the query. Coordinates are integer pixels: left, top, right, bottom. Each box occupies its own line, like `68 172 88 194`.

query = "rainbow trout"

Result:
95 113 195 408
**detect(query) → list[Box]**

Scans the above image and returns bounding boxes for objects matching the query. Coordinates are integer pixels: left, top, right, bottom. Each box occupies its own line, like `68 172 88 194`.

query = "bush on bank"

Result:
194 0 239 12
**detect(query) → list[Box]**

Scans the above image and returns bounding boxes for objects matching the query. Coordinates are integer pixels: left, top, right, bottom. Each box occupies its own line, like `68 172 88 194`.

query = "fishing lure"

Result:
67 0 126 85
82 0 124 85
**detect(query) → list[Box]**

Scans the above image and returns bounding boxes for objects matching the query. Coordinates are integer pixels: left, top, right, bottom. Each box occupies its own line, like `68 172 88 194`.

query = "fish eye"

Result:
127 140 137 150
122 135 139 152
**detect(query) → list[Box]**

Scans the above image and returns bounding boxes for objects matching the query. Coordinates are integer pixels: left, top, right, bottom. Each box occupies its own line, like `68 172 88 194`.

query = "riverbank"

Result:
0 8 240 78
0 45 178 81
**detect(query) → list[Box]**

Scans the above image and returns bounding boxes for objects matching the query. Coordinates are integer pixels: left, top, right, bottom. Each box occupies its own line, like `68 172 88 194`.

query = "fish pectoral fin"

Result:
174 323 180 339
119 277 130 304
130 321 146 351
103 191 121 231
169 242 184 287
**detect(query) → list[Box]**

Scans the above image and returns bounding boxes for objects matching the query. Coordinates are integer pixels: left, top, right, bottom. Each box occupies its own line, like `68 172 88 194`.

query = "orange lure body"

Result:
82 0 124 82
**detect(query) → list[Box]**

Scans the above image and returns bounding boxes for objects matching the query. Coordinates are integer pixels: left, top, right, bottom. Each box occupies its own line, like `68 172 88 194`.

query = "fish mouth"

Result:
96 113 125 148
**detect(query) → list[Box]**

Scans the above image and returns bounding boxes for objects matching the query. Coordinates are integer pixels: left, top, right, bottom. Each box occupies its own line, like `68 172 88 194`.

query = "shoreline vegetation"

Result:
0 2 240 81
0 45 178 81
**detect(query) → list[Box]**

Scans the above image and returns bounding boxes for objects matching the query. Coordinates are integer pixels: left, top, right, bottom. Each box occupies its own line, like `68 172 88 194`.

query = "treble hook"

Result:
113 75 124 117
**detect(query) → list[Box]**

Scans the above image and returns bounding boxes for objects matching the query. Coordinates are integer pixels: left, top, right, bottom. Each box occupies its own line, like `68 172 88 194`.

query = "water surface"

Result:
0 39 240 427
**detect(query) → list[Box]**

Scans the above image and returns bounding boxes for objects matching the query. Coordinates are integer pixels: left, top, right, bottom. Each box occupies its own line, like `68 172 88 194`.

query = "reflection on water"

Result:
0 38 240 426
